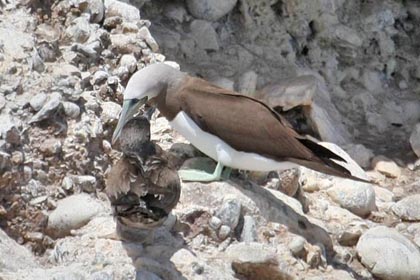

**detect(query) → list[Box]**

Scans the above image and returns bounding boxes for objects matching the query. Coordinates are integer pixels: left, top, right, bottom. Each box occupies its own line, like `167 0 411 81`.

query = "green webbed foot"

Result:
178 162 225 182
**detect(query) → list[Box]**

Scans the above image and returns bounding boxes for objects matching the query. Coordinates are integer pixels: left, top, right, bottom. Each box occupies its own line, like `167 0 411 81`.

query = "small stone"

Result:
71 175 97 193
327 182 376 217
65 16 91 43
29 195 48 205
138 26 159 52
29 93 47 111
409 123 420 158
372 155 401 178
357 226 420 280
47 193 103 238
119 54 137 73
25 232 44 242
11 151 24 165
105 0 140 22
218 225 231 240
62 176 74 192
186 0 238 21
92 70 109 85
276 169 300 197
101 101 121 124
240 215 258 243
216 199 241 230
39 138 62 156
392 194 420 221
288 236 306 257
62 102 80 119
86 0 105 24
209 216 222 230
190 20 219 51
169 143 197 159
5 127 21 146
344 144 374 169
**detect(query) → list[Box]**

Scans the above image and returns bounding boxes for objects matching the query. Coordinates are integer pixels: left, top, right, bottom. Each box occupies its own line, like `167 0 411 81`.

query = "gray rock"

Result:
136 271 162 280
47 193 103 238
29 92 47 112
327 182 376 217
105 0 140 22
190 20 219 51
357 226 420 280
237 70 258 97
71 175 97 193
392 194 420 221
29 92 62 123
63 102 81 119
216 199 241 230
91 70 109 85
344 144 374 169
240 215 258 242
218 225 231 240
119 54 137 73
209 216 222 230
186 0 238 21
410 123 420 158
65 16 91 43
100 101 121 124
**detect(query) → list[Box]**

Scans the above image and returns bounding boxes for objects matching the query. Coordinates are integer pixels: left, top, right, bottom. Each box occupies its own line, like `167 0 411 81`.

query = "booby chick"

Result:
106 116 181 231
112 63 369 183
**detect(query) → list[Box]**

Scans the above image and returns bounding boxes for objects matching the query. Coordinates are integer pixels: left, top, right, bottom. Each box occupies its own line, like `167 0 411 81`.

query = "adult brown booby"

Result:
106 116 181 230
112 63 368 182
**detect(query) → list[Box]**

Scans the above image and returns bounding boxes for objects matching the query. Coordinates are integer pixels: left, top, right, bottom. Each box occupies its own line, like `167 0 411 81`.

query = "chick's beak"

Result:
112 97 147 145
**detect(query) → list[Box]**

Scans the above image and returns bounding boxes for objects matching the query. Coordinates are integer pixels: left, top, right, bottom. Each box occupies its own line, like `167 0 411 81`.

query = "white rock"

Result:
409 123 420 158
86 0 105 24
65 16 91 43
47 193 103 238
101 101 121 124
371 155 401 178
357 226 420 280
392 194 420 221
104 0 140 22
138 26 159 52
119 54 137 73
190 20 219 51
327 182 376 217
186 0 238 21
373 185 395 209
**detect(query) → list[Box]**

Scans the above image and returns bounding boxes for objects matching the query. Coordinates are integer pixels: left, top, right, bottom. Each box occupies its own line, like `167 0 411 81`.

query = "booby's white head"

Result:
112 63 184 144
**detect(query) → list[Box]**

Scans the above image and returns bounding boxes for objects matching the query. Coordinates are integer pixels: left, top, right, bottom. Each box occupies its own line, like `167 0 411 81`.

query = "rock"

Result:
209 216 222 230
190 20 219 51
105 0 140 22
409 123 420 158
392 194 420 221
216 199 241 230
288 236 306 257
327 182 376 217
62 102 81 119
226 242 292 280
372 155 401 178
180 157 216 173
218 225 231 240
275 169 300 197
237 70 258 97
47 193 103 238
374 185 395 209
65 16 91 43
138 26 159 52
186 0 238 21
357 226 420 280
240 215 258 242
343 144 374 169
39 138 62 156
101 101 121 124
71 175 97 193
119 54 137 73
0 228 38 273
29 92 47 111
29 92 62 123
86 0 105 24
256 75 315 111
92 70 109 85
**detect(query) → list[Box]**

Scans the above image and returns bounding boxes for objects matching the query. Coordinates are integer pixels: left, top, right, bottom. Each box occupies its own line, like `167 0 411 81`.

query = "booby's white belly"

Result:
169 112 298 172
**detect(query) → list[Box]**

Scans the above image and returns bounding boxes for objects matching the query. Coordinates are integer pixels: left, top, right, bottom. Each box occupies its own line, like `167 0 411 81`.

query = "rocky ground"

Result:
1 0 420 279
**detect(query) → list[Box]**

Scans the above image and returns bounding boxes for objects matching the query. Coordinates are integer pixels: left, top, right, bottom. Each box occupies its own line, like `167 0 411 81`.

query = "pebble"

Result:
371 155 401 178
186 0 238 21
208 216 222 230
327 181 376 217
91 70 109 86
240 215 258 242
105 0 141 22
62 102 81 119
344 144 374 169
29 93 47 111
409 123 420 158
216 199 241 230
86 0 105 24
39 138 62 156
100 101 121 124
357 226 420 280
392 194 420 221
218 225 231 240
47 193 103 238
288 236 306 257
138 26 159 52
190 20 219 51
119 54 137 73
71 175 97 193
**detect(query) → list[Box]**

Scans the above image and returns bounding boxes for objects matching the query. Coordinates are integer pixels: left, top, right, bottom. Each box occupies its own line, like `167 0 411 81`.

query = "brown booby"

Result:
112 63 368 182
106 116 181 230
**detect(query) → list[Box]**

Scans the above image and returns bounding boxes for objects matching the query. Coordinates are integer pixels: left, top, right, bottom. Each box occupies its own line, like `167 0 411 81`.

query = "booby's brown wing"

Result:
174 77 367 181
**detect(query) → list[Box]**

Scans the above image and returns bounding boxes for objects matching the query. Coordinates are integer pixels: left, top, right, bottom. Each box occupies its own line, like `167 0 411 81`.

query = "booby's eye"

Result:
131 98 139 104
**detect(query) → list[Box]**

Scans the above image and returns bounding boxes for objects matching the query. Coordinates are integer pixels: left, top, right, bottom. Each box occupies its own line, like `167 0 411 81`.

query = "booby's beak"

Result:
112 97 147 145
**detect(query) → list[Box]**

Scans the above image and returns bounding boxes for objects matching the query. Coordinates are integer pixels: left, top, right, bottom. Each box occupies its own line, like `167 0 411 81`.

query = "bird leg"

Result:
178 161 225 182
